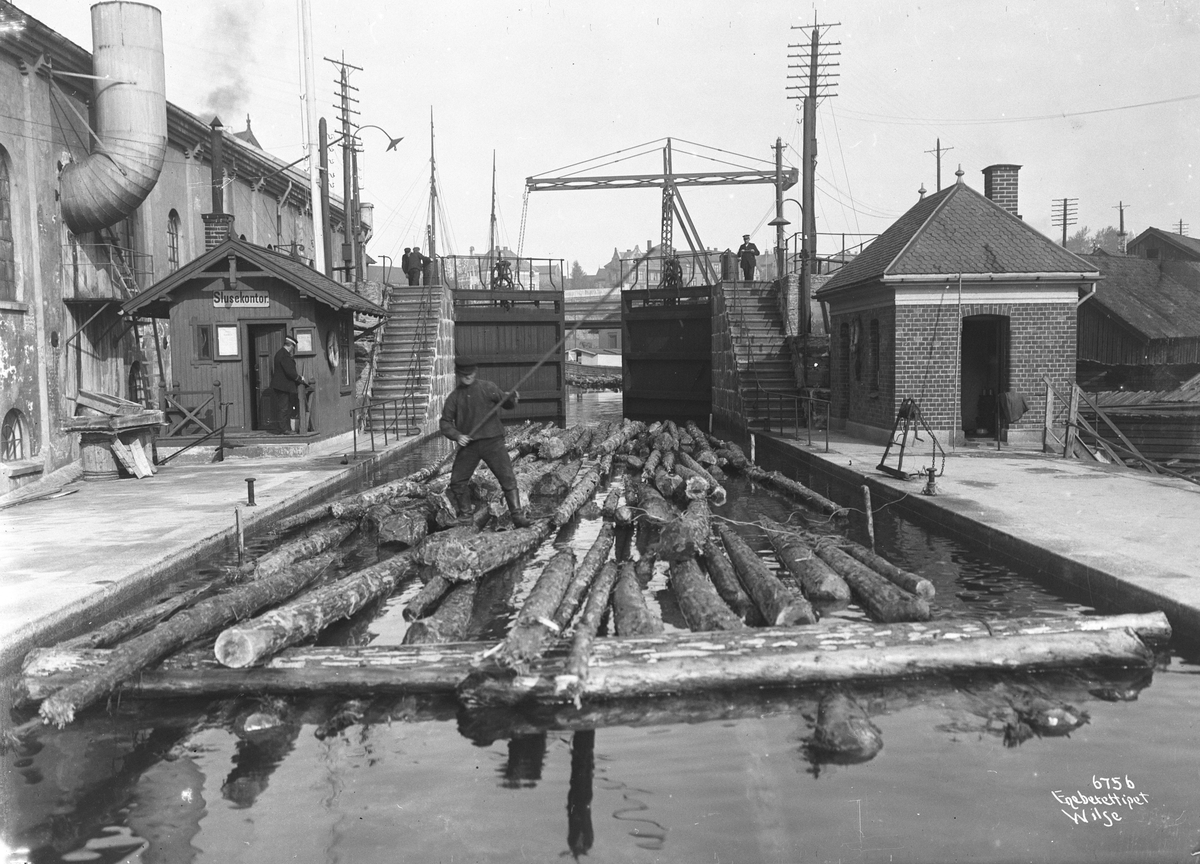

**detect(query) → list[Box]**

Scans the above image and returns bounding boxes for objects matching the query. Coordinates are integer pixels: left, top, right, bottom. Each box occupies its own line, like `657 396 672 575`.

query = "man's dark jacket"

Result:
737 241 760 267
440 379 515 441
270 347 303 393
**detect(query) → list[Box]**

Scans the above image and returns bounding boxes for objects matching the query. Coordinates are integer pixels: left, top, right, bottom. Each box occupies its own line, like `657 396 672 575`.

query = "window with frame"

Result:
167 210 181 272
196 324 213 361
340 319 352 389
0 147 14 302
2 408 26 461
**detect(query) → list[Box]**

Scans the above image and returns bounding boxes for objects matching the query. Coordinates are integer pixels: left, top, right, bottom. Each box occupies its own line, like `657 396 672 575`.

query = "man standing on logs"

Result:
440 356 531 527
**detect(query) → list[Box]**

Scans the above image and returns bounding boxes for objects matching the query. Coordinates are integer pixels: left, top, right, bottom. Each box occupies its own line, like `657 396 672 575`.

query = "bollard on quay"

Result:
245 478 257 506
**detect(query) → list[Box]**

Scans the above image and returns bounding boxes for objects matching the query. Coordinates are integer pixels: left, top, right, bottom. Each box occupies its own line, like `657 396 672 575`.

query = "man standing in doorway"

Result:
737 234 760 282
270 332 308 433
439 356 531 527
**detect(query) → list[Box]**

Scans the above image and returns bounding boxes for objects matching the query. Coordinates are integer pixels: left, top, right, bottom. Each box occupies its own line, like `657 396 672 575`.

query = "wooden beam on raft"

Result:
699 538 761 625
17 612 1169 705
809 537 932 623
214 549 420 668
610 561 663 636
744 466 847 518
715 523 817 626
760 517 851 603
492 549 577 668
240 520 356 579
417 520 554 583
403 581 478 645
835 541 936 600
668 557 746 632
553 523 616 629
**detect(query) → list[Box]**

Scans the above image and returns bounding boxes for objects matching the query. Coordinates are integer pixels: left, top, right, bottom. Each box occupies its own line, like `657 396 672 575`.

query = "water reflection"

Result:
565 730 595 858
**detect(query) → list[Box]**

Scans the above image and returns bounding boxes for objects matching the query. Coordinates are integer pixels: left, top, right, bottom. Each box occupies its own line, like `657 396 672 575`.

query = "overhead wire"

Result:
531 137 667 178
836 91 1200 126
827 100 862 235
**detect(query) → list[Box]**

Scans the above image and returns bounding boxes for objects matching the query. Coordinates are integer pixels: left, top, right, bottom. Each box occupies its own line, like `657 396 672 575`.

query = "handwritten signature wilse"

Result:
1052 776 1149 827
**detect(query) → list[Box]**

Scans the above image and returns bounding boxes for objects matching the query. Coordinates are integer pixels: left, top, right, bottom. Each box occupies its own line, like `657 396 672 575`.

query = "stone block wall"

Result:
422 285 457 434
711 284 747 433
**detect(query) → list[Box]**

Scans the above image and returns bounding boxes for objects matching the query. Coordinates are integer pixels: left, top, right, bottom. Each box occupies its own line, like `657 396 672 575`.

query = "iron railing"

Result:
351 397 419 454
436 255 566 292
617 252 718 290
396 280 438 431
783 231 878 277
745 387 831 452
63 241 154 300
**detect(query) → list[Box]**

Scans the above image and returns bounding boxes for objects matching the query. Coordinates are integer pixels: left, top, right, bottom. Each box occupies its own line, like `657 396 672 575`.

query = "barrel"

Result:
79 431 121 481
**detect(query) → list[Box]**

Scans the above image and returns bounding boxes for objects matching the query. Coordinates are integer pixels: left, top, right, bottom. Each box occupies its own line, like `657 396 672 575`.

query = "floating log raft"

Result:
241 520 356 580
611 561 663 636
625 477 673 526
35 550 345 726
654 498 711 563
19 612 1167 705
492 549 576 668
418 521 553 583
552 464 604 526
214 550 419 668
716 523 817 626
375 501 431 548
760 517 851 603
58 580 225 650
553 523 616 629
668 558 747 632
403 581 478 645
329 479 426 520
810 537 931 623
558 561 621 703
675 452 726 505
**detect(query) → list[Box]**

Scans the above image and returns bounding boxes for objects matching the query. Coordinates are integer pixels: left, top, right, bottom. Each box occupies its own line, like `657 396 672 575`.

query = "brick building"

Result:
814 166 1099 447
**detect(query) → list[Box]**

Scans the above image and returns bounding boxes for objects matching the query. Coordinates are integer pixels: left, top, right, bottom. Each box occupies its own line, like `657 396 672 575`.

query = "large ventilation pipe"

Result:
60 2 167 235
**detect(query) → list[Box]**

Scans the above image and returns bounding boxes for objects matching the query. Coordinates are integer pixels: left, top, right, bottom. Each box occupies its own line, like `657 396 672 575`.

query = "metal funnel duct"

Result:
60 2 167 235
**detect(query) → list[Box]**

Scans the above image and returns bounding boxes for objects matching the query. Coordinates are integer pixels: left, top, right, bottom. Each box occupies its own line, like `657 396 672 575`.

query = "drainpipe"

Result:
1076 283 1097 306
59 2 167 235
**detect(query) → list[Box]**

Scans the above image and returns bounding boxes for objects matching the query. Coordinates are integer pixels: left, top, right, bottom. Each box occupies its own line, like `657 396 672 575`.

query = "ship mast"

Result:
427 109 437 261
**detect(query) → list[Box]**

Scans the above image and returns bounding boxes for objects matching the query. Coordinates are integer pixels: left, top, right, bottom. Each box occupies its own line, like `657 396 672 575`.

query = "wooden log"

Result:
653 467 683 499
668 558 747 632
628 477 674 526
810 538 931 623
808 691 883 763
377 501 431 547
837 542 936 600
745 466 847 518
419 521 553 583
558 561 620 701
494 549 577 668
553 523 616 629
676 452 727 504
329 479 426 520
242 520 356 580
271 502 334 536
714 447 749 472
715 523 817 626
760 517 851 603
35 551 343 726
600 486 622 521
403 573 454 622
214 550 420 668
660 450 677 473
598 420 646 455
654 498 711 563
403 581 478 645
531 458 581 500
685 421 719 465
651 431 678 453
539 424 588 460
552 464 604 526
634 553 656 586
58 581 225 650
18 613 1164 704
699 538 761 625
611 561 663 636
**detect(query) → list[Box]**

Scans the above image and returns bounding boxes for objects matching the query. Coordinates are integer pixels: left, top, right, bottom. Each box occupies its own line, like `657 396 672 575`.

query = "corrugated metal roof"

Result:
1094 371 1200 408
1081 255 1200 341
817 181 1095 298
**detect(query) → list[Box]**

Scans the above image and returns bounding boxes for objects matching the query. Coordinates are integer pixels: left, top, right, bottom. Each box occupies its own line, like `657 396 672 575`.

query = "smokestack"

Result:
60 2 168 234
982 164 1022 219
201 116 234 249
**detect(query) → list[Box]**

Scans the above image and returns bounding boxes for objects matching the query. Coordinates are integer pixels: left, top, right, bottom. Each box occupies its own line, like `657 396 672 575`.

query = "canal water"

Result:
4 391 1199 863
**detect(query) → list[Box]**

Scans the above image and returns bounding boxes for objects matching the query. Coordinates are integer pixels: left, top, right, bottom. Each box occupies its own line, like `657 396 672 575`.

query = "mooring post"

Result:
235 507 246 561
750 433 756 463
245 478 257 506
862 485 875 550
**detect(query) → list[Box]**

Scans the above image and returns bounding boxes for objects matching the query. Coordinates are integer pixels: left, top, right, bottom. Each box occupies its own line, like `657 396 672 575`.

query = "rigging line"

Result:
530 137 667 178
817 112 851 233
671 137 775 166
552 146 673 179
837 91 1200 126
463 248 658 439
828 101 861 236
668 146 779 173
47 86 88 152
815 175 899 217
815 187 897 222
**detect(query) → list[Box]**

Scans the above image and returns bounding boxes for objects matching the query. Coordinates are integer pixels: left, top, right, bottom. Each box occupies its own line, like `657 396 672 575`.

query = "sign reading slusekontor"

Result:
212 291 270 308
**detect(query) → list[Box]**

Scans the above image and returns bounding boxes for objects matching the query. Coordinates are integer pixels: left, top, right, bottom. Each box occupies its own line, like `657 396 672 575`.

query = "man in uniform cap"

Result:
270 332 308 433
736 233 760 283
439 356 530 527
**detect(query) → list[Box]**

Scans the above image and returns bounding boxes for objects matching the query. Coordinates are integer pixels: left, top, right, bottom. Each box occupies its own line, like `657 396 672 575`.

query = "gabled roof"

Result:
123 238 387 318
1081 254 1200 341
1127 227 1200 261
816 181 1097 297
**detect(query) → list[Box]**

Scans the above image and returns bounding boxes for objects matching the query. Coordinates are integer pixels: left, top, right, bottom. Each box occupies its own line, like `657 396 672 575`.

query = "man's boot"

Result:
504 489 532 528
452 487 474 525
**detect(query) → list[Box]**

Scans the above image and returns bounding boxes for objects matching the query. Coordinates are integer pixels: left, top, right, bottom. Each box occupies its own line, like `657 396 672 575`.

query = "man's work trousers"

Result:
449 435 517 499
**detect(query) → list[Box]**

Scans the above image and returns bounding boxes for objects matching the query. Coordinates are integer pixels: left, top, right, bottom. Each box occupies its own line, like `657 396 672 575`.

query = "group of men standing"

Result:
401 247 431 286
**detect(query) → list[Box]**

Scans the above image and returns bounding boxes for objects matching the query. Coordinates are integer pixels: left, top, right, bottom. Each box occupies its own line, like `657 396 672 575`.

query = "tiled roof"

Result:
1127 227 1200 260
1082 255 1200 341
125 238 387 317
817 181 1096 296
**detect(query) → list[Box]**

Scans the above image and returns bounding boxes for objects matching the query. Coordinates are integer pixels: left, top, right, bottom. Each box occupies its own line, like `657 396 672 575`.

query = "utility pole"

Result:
773 137 785 280
1178 219 1189 237
429 109 437 265
318 117 332 274
299 0 325 275
1112 201 1129 254
788 14 840 381
924 138 954 191
1051 198 1078 246
327 54 362 283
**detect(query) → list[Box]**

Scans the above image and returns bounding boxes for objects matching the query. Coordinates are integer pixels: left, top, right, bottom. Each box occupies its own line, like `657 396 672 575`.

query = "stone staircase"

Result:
722 281 800 425
368 284 439 431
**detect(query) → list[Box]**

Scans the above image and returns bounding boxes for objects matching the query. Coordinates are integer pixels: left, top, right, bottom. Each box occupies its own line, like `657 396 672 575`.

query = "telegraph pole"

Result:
773 137 785 280
327 54 362 282
925 138 954 191
788 14 839 382
1178 219 1189 237
1112 201 1129 254
429 109 437 263
299 0 325 275
1051 198 1078 246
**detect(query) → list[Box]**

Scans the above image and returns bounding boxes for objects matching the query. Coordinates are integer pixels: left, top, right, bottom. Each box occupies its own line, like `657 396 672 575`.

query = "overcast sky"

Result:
27 0 1200 274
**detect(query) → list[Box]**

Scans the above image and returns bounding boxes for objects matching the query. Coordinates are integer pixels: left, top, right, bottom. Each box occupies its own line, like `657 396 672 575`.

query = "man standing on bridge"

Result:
440 356 531 528
737 234 760 282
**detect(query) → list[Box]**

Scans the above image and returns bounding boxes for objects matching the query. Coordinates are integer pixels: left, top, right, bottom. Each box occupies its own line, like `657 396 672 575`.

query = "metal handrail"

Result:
351 397 415 454
745 387 831 452
439 255 566 292
396 281 438 432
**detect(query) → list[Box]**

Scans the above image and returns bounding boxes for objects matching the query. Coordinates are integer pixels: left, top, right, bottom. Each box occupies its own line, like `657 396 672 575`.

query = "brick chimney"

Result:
982 164 1021 219
201 116 235 249
202 212 235 249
